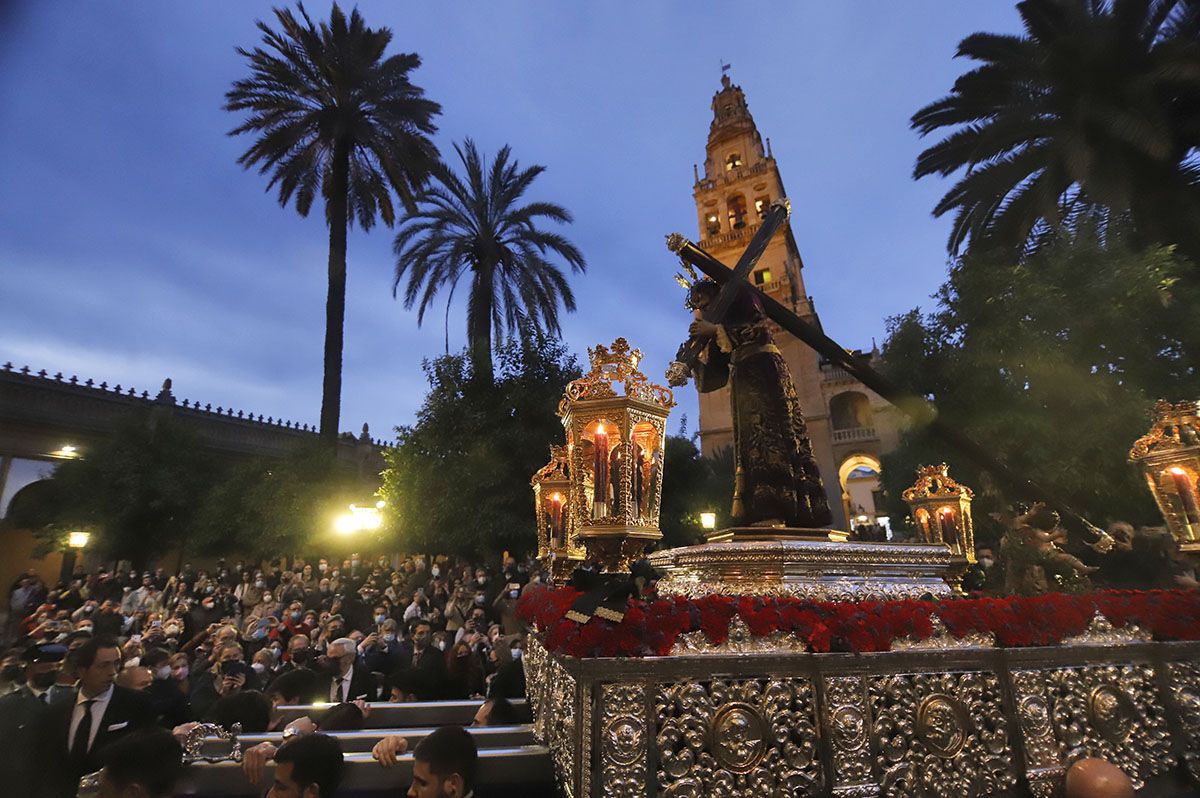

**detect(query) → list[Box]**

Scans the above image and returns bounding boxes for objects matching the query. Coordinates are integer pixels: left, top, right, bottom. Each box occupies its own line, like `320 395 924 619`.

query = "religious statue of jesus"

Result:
669 278 832 529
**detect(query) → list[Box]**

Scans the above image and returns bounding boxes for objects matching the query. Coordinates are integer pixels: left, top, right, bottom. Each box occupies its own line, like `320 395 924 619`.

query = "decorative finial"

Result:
665 232 688 253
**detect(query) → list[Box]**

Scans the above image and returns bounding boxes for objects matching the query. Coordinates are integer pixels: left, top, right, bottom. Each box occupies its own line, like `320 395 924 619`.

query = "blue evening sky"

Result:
0 3 1022 443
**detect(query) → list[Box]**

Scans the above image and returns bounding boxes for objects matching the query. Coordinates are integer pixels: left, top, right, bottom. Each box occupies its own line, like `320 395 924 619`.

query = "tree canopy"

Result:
378 327 581 557
190 444 379 561
226 2 441 442
878 227 1200 541
392 139 586 383
22 414 223 566
912 0 1200 260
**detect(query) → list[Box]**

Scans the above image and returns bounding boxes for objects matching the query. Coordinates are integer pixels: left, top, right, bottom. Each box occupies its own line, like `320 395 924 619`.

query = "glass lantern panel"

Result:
632 422 661 521
585 420 616 520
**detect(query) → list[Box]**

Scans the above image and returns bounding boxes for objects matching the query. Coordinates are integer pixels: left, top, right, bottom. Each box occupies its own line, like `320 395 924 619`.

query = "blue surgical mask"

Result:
383 633 396 643
375 614 387 624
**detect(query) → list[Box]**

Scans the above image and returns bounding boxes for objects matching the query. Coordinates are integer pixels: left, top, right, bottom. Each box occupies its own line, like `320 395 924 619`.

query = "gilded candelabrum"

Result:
532 444 583 581
1130 399 1200 554
558 338 673 572
902 463 977 564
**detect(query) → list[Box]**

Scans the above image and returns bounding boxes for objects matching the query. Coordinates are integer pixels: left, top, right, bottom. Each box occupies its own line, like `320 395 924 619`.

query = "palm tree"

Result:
912 0 1200 260
225 3 441 444
393 139 587 383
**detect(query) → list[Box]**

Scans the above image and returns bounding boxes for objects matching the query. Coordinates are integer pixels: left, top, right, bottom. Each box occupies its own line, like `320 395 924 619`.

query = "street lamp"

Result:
68 531 90 548
335 501 385 535
700 512 717 531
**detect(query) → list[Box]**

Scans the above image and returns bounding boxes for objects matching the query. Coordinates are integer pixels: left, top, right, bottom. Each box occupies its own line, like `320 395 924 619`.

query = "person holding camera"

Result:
189 640 258 720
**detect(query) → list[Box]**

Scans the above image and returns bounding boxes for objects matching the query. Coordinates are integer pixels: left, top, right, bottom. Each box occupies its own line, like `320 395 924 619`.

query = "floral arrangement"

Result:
517 586 1200 659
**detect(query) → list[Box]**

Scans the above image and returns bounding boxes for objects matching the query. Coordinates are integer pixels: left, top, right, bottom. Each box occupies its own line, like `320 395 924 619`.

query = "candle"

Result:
549 492 564 546
939 507 958 546
592 424 609 518
1170 468 1200 526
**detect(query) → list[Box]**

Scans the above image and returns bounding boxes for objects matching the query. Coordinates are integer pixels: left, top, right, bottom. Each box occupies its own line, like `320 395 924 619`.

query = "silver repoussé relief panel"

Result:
869 671 1016 797
1168 660 1200 782
545 653 579 798
1043 664 1173 789
823 676 878 797
599 683 648 797
654 677 822 797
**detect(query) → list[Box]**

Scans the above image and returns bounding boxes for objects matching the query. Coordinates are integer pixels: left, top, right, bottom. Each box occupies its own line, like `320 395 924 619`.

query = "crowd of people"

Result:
0 552 541 797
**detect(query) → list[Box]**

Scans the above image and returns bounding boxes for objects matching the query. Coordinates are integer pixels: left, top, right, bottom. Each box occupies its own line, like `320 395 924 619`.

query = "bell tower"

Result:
688 73 902 535
693 73 813 318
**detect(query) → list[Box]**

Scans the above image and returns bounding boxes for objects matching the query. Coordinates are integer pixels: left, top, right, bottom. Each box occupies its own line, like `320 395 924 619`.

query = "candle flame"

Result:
596 423 604 434
1170 467 1188 476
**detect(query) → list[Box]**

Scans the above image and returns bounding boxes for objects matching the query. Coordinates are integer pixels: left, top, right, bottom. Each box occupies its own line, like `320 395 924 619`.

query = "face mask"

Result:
156 666 171 680
173 667 189 681
318 564 327 572
512 648 523 661
125 657 140 668
262 596 273 604
290 611 301 621
320 586 331 594
164 625 180 637
31 671 57 690
205 586 215 594
77 625 93 634
255 580 265 588
383 633 396 643
431 567 440 578
351 560 360 568
476 576 487 585
979 558 995 569
474 595 485 605
251 662 266 674
375 614 387 624
434 640 446 651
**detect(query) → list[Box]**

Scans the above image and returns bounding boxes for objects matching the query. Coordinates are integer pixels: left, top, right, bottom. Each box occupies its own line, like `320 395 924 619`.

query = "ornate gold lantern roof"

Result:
1130 399 1200 552
901 463 975 503
558 338 673 571
531 444 580 581
902 464 976 569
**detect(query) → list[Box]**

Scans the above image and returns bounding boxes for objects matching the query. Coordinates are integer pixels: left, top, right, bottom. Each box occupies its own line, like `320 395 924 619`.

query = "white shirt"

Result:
68 685 113 754
331 664 353 703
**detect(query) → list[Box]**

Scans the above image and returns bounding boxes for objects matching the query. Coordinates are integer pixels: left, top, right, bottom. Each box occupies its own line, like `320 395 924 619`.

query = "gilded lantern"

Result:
558 338 674 571
1130 399 1200 553
901 463 976 563
531 444 581 581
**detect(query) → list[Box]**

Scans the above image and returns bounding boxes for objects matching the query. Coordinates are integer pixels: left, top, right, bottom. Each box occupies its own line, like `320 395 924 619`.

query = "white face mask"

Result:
156 665 171 680
125 656 140 668
431 567 440 578
251 662 266 674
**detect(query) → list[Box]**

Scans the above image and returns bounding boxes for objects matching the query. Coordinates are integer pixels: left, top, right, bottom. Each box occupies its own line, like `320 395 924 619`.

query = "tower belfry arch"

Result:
687 74 901 532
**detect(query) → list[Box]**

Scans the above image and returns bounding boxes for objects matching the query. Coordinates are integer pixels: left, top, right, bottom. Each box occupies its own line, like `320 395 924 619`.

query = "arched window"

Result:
725 153 743 171
727 194 747 229
705 211 720 236
829 391 874 430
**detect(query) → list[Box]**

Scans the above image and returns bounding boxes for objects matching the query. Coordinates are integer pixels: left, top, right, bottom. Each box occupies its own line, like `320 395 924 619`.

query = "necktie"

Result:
333 677 344 702
72 699 96 760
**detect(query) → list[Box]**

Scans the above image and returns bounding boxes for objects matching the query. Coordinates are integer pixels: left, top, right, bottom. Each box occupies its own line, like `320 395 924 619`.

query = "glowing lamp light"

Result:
700 512 717 530
68 531 90 548
335 503 383 535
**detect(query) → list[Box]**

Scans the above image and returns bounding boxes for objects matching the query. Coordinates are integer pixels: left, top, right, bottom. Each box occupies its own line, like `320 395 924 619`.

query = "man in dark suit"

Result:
318 637 378 703
396 619 445 678
0 643 67 798
43 636 154 798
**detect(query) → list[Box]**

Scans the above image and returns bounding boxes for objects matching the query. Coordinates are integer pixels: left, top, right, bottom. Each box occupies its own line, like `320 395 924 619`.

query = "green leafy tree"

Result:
912 0 1200 260
190 444 378 560
878 228 1200 539
28 414 222 567
226 3 441 443
392 139 586 383
379 327 581 556
657 436 731 550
